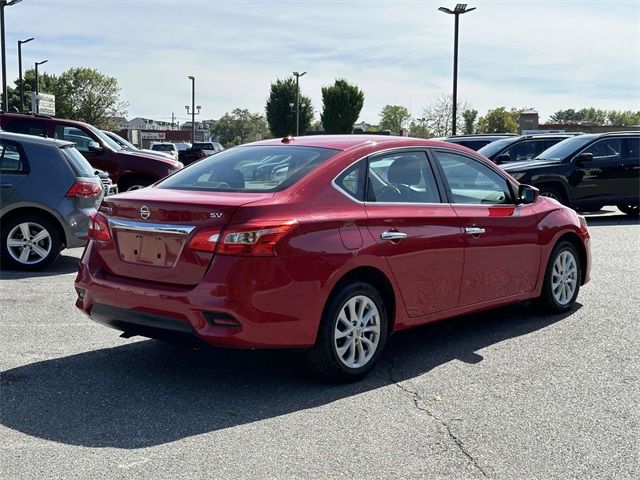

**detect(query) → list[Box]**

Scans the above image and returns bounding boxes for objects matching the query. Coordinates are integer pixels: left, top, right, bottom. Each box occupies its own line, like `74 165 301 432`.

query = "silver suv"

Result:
1 132 104 270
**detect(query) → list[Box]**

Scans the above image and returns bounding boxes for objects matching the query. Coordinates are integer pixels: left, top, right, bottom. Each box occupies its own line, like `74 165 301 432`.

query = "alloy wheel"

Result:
6 222 53 265
551 250 578 305
334 295 381 369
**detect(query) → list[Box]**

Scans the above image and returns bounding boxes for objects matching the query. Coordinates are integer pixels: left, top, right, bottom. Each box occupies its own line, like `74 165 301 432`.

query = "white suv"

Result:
149 142 181 160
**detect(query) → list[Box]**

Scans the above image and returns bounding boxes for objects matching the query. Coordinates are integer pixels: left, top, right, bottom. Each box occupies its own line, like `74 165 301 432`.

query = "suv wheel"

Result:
307 282 388 382
536 241 581 313
538 186 566 205
617 203 639 217
1 214 62 270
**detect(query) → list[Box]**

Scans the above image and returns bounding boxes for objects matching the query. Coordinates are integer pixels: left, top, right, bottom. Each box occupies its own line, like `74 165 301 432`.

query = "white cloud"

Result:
4 0 639 124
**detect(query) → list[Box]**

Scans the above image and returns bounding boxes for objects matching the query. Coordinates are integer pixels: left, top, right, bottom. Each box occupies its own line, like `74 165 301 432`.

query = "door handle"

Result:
380 231 407 241
465 227 486 235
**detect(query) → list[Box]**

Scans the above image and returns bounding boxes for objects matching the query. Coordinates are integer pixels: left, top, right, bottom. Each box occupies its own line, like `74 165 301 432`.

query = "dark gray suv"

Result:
1 132 104 270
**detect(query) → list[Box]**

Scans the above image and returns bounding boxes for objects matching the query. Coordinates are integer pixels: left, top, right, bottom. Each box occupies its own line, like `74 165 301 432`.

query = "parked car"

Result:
502 132 639 215
1 132 103 270
94 168 118 196
443 134 517 151
178 147 207 166
0 113 183 191
102 130 176 160
192 142 224 156
478 134 578 164
75 135 591 381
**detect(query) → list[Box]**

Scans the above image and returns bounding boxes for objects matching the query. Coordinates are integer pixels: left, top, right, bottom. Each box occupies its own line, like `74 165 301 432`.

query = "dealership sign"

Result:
141 131 166 140
31 93 56 115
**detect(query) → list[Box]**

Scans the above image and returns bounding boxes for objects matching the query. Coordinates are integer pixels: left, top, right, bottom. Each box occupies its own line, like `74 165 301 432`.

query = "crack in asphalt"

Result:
385 359 489 478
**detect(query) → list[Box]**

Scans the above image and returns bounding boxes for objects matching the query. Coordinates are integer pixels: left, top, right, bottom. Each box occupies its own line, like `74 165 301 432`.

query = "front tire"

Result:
538 186 567 205
617 203 639 217
307 282 388 382
536 241 581 313
1 214 62 270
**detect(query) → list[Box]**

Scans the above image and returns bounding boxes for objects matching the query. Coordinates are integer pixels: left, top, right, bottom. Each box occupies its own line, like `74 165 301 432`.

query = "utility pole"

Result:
171 112 175 130
293 71 306 136
1 0 24 111
18 37 33 112
34 59 47 113
438 4 476 136
186 76 200 144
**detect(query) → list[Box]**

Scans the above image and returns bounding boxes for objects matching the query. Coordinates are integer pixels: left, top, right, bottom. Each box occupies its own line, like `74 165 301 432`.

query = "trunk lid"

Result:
96 187 273 285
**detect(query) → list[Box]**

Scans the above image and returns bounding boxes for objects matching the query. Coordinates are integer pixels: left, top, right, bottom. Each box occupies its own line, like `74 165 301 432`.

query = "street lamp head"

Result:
7 0 23 6
293 71 307 77
438 6 454 14
35 60 48 66
188 75 195 80
19 37 34 45
185 105 189 111
439 4 475 14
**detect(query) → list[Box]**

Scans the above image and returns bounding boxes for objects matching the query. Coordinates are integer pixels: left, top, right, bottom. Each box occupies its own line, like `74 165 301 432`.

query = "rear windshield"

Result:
193 143 213 149
152 144 176 151
60 145 97 177
157 145 340 192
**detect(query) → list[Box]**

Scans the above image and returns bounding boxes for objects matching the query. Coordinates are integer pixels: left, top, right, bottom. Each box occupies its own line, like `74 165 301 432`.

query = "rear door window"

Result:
581 138 622 162
0 140 28 173
60 146 96 177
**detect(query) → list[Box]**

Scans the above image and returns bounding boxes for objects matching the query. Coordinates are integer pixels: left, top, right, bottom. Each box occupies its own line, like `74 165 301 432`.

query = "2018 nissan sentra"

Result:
75 135 591 381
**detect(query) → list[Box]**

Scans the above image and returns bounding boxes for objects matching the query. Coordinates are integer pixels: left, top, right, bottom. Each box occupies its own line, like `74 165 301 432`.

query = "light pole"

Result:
18 37 33 112
34 59 46 113
1 0 23 111
292 71 306 136
185 75 200 144
438 4 475 136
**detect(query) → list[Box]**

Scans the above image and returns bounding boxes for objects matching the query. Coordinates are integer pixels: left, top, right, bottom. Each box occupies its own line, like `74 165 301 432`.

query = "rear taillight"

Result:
219 221 297 256
66 181 102 198
88 212 111 241
187 221 297 256
188 228 221 253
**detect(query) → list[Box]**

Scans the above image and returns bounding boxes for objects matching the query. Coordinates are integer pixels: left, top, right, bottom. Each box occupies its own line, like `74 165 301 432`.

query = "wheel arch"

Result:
323 265 397 335
0 205 68 247
554 231 588 286
532 180 572 205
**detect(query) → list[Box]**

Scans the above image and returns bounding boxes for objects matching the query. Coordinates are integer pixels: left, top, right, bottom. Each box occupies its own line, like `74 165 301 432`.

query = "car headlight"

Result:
510 172 526 181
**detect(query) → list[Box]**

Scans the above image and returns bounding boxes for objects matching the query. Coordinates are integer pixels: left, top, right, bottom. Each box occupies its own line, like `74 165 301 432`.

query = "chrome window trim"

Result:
330 145 518 207
108 218 195 235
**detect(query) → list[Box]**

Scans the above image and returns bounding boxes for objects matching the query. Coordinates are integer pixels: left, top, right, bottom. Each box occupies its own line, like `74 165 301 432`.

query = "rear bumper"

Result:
74 241 326 348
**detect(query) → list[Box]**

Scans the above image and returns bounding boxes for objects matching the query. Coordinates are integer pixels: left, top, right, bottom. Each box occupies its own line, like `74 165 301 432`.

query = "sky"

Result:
3 0 640 125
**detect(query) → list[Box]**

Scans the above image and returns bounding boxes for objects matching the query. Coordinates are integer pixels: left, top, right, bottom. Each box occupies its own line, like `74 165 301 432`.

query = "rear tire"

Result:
617 203 639 217
538 185 567 205
307 282 388 382
1 213 62 270
536 241 581 313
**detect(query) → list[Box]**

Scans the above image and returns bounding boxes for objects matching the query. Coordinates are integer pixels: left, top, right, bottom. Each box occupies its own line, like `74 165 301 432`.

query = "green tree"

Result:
265 77 313 137
320 78 365 134
213 108 270 147
408 118 431 138
2 67 127 129
378 105 410 133
606 110 640 126
462 109 478 134
420 95 467 137
477 107 520 133
549 108 607 124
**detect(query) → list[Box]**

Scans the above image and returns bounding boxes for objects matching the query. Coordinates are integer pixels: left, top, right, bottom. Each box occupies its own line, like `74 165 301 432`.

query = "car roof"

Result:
249 135 460 152
1 112 93 129
0 131 73 148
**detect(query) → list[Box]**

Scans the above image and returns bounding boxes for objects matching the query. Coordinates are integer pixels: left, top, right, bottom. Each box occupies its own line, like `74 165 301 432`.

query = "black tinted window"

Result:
4 119 46 137
335 161 366 201
60 145 96 177
54 125 95 152
581 138 621 162
622 137 640 159
0 140 27 173
158 145 339 192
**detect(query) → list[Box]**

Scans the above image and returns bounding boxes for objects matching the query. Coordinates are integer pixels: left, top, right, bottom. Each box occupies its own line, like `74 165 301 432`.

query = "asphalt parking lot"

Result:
1 208 638 480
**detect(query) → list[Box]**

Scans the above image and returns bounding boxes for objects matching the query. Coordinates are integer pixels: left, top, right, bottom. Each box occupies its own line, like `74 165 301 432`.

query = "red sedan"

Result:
75 135 591 381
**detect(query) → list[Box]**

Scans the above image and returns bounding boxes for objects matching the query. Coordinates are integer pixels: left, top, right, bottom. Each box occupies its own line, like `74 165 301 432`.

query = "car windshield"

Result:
88 125 124 151
477 137 518 158
157 145 339 192
536 135 596 161
105 131 136 150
